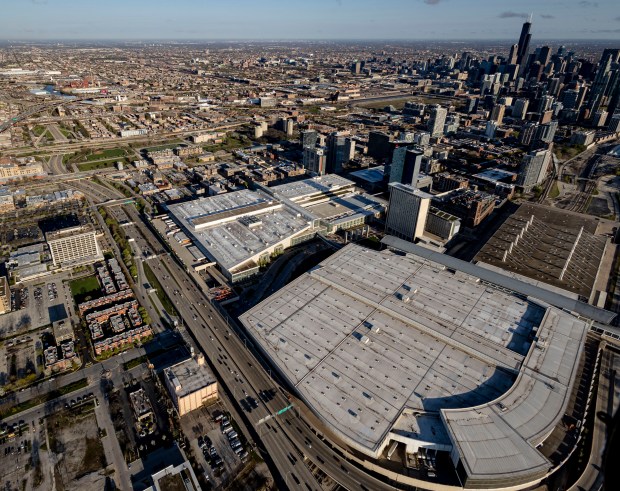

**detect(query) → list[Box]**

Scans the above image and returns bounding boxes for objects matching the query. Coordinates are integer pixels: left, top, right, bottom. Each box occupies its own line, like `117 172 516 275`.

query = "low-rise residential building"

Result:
164 354 218 416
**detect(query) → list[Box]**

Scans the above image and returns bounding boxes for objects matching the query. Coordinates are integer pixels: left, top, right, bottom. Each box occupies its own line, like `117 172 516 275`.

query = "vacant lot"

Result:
84 148 127 162
47 405 107 490
69 275 101 304
0 336 38 390
76 159 125 172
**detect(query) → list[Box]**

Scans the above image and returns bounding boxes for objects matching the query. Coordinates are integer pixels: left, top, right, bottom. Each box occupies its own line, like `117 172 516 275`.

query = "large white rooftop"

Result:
270 174 355 202
192 208 311 272
240 243 590 486
166 190 313 274
167 190 279 231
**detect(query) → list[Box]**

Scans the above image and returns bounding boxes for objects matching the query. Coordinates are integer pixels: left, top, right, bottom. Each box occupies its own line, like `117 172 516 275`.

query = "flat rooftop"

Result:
167 190 279 231
165 356 216 398
240 244 550 454
189 207 311 272
241 242 592 485
474 203 608 299
349 166 385 184
270 174 355 202
306 192 386 222
45 224 95 241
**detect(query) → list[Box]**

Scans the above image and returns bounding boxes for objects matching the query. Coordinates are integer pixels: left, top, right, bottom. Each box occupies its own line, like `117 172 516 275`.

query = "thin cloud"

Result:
541 14 554 19
424 0 442 4
579 1 599 7
499 12 528 19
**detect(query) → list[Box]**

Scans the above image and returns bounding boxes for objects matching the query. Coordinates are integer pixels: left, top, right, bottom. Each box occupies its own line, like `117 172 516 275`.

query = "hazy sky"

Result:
2 0 620 41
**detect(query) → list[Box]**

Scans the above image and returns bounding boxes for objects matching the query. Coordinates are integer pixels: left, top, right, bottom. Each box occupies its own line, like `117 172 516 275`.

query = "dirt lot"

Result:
46 404 108 491
0 336 39 391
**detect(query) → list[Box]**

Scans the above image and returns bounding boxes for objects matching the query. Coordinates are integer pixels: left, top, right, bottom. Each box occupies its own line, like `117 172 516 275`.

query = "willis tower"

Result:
515 15 532 66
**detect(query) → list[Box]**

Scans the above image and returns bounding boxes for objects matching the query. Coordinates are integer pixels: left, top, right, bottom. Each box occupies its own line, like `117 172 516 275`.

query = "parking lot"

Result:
180 402 249 487
2 276 74 340
0 421 37 491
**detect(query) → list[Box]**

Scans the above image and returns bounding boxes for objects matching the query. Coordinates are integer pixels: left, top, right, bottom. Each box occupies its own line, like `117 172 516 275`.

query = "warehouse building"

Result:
240 241 608 489
166 189 315 282
167 176 385 282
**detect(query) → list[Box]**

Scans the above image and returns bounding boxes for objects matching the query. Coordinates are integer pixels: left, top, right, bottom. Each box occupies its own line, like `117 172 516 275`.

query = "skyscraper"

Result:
427 105 447 138
301 130 318 149
516 17 532 66
385 183 432 242
508 44 519 65
517 149 552 191
326 131 351 173
512 98 529 119
303 146 327 175
490 104 506 125
587 49 620 114
389 147 423 186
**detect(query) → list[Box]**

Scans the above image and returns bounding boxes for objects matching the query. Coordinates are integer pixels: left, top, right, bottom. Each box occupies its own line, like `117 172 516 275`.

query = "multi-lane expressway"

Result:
44 170 405 490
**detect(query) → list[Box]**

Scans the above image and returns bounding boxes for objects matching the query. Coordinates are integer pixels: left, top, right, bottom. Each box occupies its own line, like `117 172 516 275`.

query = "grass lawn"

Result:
69 275 101 303
32 125 47 137
549 182 560 199
77 159 126 172
554 144 586 161
84 148 127 162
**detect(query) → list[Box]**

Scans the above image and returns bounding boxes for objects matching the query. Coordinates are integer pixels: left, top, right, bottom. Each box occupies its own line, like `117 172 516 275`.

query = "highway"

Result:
121 203 402 491
569 346 620 491
3 121 247 157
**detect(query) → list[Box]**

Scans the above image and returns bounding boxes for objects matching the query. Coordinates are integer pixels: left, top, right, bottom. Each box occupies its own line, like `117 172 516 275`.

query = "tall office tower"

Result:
561 89 580 110
427 105 447 138
540 95 555 113
516 18 532 66
588 49 620 113
301 130 318 149
385 183 432 242
512 98 529 119
414 132 431 147
517 149 552 191
605 69 620 125
444 115 460 134
302 146 327 175
465 97 478 114
508 44 519 65
592 110 608 128
537 46 551 67
520 122 539 146
489 104 506 124
390 147 423 186
367 131 393 160
528 61 544 81
548 78 562 97
326 131 350 173
485 121 499 139
535 120 558 145
352 60 362 74
608 112 620 133
344 138 356 161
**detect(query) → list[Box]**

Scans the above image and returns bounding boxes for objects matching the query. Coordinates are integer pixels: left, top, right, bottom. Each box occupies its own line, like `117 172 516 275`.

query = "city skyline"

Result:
2 0 620 41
